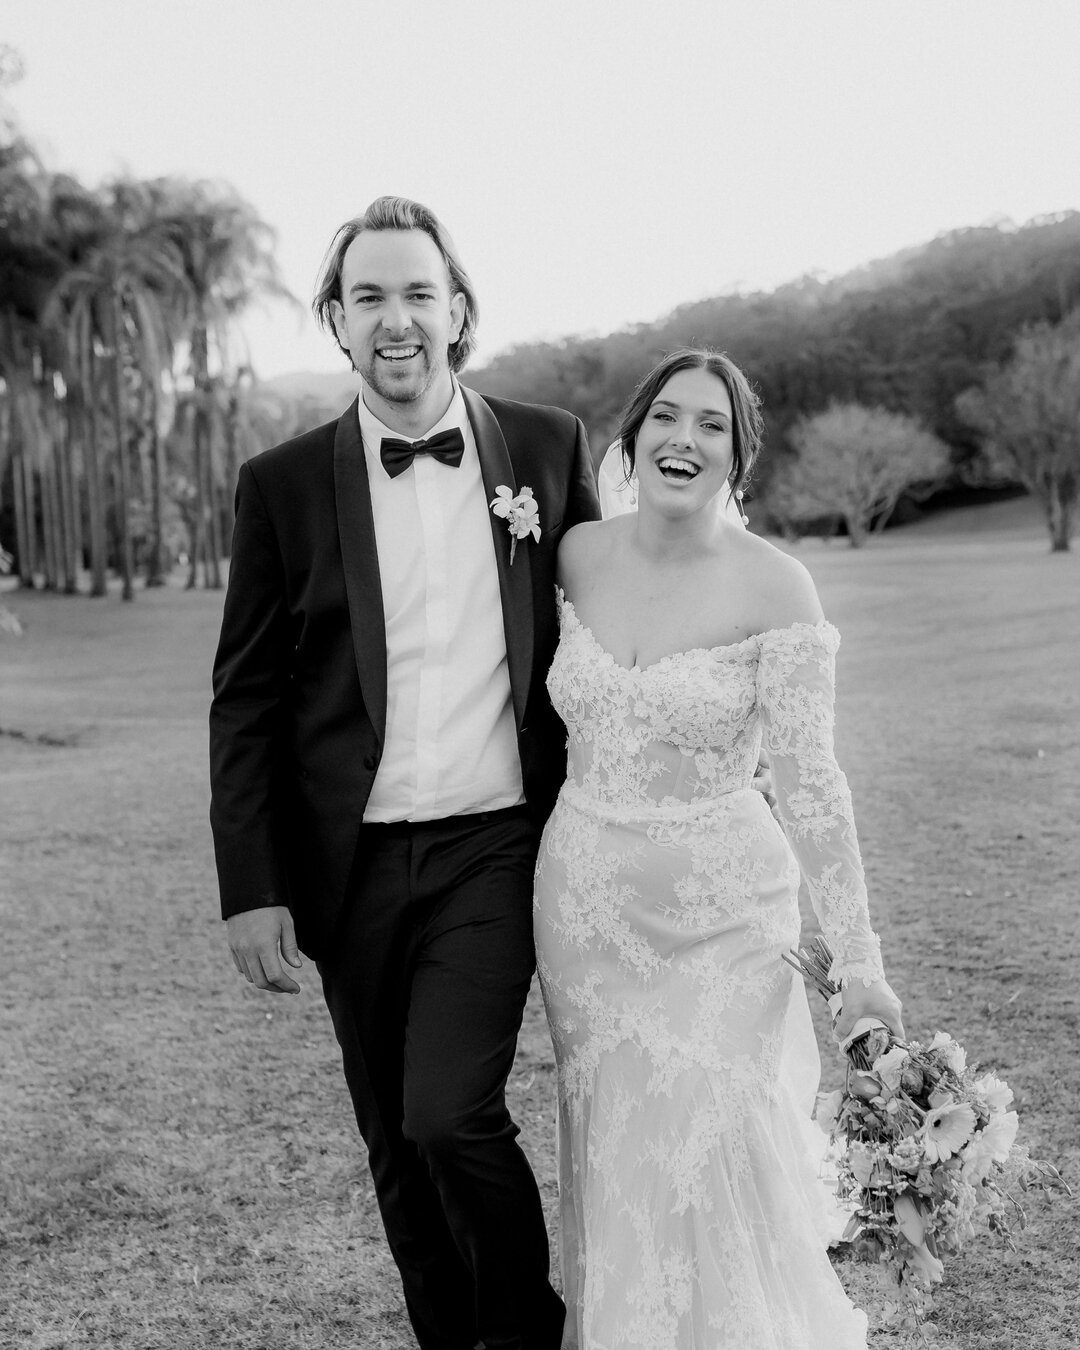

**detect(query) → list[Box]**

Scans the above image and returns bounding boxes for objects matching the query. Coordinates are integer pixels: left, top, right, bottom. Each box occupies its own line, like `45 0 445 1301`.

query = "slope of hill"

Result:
466 213 1080 481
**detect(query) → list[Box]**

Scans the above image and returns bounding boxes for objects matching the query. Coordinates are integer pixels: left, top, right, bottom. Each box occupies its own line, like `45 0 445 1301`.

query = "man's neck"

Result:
361 375 457 440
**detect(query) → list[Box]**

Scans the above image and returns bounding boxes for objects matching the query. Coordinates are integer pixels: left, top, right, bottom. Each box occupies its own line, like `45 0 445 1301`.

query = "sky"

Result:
5 0 1080 379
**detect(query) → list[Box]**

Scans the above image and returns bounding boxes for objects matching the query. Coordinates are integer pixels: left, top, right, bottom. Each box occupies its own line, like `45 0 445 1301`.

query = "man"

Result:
209 196 600 1350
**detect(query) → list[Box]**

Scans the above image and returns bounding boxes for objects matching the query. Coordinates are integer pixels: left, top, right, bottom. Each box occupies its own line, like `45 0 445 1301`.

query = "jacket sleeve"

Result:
209 461 297 919
756 623 886 989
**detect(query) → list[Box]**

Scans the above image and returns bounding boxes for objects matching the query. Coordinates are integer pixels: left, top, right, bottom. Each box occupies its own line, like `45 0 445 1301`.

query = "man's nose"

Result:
380 298 411 335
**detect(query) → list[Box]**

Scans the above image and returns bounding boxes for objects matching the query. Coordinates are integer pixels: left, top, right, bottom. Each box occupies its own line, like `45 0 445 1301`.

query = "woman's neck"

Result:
631 498 729 564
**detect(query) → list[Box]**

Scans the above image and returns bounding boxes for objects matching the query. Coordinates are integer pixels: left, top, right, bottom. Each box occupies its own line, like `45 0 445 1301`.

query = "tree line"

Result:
0 47 308 599
466 214 1080 550
3 37 1078 589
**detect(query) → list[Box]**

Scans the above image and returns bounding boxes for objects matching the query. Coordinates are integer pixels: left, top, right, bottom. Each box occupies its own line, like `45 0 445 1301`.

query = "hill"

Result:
465 213 1080 487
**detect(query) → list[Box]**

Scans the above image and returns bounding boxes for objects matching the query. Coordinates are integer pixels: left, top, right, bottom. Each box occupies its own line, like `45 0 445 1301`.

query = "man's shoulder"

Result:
471 390 580 438
244 405 351 481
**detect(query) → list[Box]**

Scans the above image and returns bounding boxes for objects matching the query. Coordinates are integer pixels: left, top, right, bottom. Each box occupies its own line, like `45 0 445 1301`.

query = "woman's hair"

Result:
615 347 764 498
312 196 479 372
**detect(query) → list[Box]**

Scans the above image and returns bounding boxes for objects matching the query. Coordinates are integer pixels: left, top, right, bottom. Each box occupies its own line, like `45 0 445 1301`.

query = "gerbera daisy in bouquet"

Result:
786 936 1068 1332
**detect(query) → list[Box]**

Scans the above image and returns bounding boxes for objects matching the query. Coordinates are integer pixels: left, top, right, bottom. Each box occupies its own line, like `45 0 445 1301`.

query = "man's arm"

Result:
210 462 303 993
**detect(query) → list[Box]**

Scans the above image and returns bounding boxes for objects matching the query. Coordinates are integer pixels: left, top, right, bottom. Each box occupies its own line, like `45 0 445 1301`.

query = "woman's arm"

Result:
756 620 904 1041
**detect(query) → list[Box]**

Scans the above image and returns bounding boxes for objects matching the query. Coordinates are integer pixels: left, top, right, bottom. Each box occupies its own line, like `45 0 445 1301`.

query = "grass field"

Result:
2 498 1077 1349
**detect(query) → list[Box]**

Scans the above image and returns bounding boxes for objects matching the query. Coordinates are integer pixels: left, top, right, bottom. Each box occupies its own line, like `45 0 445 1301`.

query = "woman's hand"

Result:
834 978 904 1044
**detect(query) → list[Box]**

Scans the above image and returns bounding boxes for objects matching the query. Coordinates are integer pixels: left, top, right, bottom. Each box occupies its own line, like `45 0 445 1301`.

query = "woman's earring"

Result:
735 488 749 526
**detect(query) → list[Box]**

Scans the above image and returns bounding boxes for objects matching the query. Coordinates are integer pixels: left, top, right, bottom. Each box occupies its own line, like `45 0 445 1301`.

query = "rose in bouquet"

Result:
787 937 1069 1329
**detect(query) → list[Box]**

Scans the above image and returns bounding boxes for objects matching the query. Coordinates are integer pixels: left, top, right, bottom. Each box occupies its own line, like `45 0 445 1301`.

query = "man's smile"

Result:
376 344 423 363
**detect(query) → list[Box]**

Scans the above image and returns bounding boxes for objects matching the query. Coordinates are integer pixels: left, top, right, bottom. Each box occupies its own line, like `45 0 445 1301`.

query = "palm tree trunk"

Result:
23 446 40 585
187 438 204 591
222 390 241 566
40 453 60 590
205 413 223 589
146 381 167 585
145 421 166 585
12 446 34 588
42 396 69 591
82 347 108 597
57 401 79 592
188 328 209 590
109 293 136 601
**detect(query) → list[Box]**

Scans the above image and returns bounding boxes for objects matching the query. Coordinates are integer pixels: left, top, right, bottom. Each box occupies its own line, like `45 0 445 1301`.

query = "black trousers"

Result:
319 806 564 1350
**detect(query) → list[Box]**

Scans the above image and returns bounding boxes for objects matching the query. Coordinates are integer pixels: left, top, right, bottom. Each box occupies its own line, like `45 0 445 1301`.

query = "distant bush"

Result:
770 404 950 547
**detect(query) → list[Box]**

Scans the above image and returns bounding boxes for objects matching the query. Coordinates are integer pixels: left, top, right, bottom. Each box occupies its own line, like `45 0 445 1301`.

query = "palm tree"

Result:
47 178 186 599
155 180 295 588
45 176 116 595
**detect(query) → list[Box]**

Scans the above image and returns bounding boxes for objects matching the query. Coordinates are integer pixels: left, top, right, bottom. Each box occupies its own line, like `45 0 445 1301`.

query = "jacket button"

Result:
363 754 378 771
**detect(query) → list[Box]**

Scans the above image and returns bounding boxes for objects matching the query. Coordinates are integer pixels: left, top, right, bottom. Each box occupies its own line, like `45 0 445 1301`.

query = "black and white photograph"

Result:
1 3 1077 1347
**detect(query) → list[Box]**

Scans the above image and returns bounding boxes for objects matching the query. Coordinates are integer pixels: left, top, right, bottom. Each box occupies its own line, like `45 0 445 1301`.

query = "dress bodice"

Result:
550 593 776 809
546 591 885 988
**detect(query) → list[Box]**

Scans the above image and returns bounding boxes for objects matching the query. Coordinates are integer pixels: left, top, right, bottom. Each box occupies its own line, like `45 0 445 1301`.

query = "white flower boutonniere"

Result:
490 485 541 563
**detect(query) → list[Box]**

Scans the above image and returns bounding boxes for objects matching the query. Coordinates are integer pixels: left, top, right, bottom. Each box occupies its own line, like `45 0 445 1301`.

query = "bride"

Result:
534 348 904 1349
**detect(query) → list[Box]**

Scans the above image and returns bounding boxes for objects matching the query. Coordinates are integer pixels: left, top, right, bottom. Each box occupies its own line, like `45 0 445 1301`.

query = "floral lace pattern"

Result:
534 593 876 1349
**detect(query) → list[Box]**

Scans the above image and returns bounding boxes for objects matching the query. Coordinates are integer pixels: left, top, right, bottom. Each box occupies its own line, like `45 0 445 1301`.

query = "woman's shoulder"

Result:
727 529 825 630
559 515 627 562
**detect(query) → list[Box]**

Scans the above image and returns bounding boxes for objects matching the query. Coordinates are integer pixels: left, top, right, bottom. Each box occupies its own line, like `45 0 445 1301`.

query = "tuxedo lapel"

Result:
333 399 387 748
463 385 534 732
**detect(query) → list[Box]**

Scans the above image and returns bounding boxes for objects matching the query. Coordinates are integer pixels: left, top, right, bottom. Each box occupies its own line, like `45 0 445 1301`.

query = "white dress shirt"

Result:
356 383 524 822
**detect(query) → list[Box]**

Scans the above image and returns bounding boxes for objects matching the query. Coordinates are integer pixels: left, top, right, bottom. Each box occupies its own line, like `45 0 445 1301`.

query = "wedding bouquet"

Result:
786 937 1067 1330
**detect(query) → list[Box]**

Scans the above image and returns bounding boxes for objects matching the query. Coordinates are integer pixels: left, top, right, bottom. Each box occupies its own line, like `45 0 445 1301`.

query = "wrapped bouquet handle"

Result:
786 940 896 1068
825 992 891 1055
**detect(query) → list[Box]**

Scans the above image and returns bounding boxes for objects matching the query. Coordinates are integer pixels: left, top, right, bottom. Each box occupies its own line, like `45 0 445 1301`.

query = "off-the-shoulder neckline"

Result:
556 588 838 675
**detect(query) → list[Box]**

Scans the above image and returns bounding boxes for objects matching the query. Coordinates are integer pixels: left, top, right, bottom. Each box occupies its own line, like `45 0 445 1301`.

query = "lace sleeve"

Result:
756 623 885 988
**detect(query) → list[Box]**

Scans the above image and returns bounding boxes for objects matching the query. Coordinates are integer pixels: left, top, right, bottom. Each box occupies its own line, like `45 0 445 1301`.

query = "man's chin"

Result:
364 361 431 405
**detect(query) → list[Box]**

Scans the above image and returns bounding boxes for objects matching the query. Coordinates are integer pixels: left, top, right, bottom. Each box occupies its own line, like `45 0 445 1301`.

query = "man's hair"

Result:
615 347 764 499
312 196 479 373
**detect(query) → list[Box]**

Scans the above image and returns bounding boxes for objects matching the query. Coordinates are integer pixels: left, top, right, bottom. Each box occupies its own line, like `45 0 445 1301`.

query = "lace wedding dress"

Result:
534 593 885 1350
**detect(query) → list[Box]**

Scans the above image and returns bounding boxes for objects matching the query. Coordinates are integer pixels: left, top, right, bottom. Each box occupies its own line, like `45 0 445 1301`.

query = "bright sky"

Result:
6 0 1080 379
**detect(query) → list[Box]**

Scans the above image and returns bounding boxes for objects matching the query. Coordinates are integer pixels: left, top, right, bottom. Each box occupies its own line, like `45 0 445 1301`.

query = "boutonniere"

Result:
490 485 541 563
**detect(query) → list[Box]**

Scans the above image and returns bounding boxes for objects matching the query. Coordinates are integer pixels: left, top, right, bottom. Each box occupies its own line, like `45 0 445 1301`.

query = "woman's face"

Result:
633 368 735 513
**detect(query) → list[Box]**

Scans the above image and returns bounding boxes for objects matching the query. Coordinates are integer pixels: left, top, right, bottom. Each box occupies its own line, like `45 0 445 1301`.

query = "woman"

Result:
534 348 903 1349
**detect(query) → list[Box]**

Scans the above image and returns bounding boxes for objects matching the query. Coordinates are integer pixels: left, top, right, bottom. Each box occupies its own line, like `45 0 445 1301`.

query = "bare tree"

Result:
956 312 1080 552
772 403 950 547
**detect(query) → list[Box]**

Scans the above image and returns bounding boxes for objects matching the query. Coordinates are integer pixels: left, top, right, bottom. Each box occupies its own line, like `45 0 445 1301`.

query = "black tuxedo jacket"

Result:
209 386 600 957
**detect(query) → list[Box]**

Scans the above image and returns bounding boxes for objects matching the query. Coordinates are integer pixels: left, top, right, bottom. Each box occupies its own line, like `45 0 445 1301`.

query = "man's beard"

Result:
360 344 438 404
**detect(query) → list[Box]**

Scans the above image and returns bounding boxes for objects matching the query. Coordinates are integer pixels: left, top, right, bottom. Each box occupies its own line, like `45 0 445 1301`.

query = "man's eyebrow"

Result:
348 279 440 295
651 398 731 419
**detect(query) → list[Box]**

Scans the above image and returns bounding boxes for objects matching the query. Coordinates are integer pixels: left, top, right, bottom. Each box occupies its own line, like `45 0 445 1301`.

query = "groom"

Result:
209 197 600 1350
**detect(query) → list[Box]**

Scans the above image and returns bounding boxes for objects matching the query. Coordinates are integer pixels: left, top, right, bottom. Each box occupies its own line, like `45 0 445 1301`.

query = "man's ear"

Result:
449 290 466 345
329 298 349 351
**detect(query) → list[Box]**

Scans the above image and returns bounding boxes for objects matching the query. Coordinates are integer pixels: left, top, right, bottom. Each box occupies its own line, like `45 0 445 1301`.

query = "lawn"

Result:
1 498 1077 1349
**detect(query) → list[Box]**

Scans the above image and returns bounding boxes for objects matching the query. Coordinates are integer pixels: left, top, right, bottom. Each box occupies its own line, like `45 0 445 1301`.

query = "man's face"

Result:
330 228 465 410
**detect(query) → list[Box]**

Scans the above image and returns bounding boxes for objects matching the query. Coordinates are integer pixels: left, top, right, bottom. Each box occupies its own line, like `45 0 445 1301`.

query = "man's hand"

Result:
227 906 303 995
834 978 904 1045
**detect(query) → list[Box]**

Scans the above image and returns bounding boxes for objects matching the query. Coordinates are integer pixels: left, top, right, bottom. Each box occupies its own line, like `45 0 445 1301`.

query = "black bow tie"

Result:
379 427 465 478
